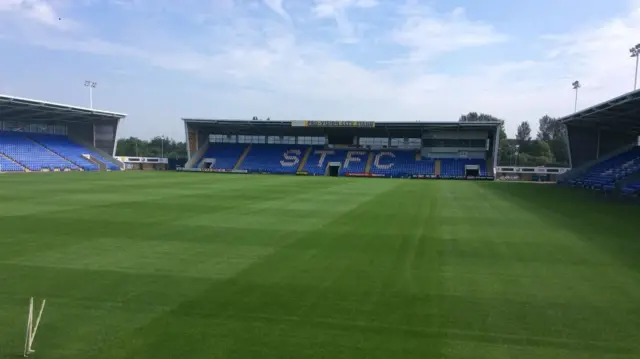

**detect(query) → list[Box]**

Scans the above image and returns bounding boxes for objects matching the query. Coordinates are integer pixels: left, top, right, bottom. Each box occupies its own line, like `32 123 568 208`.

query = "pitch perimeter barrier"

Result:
176 168 248 174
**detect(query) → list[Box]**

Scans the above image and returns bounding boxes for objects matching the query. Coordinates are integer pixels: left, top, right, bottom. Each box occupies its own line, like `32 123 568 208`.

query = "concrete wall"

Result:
423 131 488 140
421 147 486 159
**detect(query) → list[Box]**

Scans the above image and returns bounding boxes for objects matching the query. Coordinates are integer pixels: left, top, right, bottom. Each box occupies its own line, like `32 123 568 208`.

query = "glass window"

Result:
422 138 486 148
390 138 421 149
209 134 236 143
238 135 266 144
269 136 296 144
298 136 325 145
359 137 389 147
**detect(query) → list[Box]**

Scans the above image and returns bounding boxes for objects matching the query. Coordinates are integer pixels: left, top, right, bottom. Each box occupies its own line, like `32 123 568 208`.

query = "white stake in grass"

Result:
24 297 46 357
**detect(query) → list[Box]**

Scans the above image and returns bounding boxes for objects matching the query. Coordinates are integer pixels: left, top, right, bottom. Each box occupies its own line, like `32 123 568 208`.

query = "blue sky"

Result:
0 0 639 140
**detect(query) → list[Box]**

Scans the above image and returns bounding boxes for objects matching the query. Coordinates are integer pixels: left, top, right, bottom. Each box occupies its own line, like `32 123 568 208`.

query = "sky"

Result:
0 0 639 140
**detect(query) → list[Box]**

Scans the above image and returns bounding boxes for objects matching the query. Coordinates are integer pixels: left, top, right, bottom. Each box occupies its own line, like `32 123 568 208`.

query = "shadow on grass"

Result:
478 182 640 274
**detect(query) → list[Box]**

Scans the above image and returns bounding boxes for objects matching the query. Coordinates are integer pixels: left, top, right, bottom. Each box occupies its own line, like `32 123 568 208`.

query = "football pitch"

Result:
1 172 640 359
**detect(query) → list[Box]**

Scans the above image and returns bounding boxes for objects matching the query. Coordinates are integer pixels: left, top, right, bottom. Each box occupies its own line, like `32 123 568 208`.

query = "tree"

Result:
116 136 187 159
528 140 553 159
459 112 506 123
516 121 532 145
548 137 569 165
535 115 570 165
537 115 556 141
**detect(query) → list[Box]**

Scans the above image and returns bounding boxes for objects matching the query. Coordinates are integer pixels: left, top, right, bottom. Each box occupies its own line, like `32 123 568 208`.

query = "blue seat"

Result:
0 132 78 171
240 144 307 174
303 148 349 175
199 144 247 169
0 156 24 172
370 151 433 177
569 147 640 191
439 158 487 178
27 134 101 171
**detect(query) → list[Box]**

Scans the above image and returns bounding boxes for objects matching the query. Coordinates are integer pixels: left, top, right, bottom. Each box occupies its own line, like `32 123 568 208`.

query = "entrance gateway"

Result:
465 165 480 177
326 162 341 176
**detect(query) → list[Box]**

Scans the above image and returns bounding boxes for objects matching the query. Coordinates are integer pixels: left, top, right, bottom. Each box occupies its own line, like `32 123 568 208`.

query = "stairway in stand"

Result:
435 160 441 177
233 145 252 170
297 147 312 173
26 137 84 171
0 152 29 172
365 152 374 174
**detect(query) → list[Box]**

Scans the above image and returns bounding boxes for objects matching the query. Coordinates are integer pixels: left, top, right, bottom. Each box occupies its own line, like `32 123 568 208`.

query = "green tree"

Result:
535 115 570 165
116 136 187 158
516 121 532 145
528 140 551 158
537 115 556 141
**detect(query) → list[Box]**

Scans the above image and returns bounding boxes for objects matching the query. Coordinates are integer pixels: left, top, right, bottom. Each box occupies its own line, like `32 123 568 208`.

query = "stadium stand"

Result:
199 143 247 169
558 88 640 196
0 154 24 172
621 180 640 196
303 149 349 175
369 151 433 177
566 147 640 191
0 131 78 171
240 144 308 174
182 120 501 180
28 133 100 171
440 158 487 178
0 95 126 173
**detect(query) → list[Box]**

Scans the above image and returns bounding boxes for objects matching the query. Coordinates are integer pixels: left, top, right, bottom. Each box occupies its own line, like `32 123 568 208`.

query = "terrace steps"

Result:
297 147 312 173
435 160 441 176
233 145 252 170
27 137 84 171
365 152 374 173
0 152 29 172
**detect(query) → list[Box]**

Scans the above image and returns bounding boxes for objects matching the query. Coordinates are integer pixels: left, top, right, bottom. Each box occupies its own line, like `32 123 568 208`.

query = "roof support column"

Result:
112 118 120 156
492 125 500 177
184 121 191 161
565 125 573 169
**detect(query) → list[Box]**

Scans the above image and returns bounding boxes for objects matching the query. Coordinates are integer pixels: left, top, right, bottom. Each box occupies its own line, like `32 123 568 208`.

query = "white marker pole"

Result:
24 297 46 357
23 297 33 357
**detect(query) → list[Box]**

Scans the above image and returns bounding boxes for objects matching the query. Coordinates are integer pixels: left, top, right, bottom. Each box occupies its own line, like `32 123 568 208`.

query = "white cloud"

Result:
2 0 640 139
390 6 508 62
542 1 640 102
313 0 377 17
0 0 74 29
262 0 290 21
313 0 378 42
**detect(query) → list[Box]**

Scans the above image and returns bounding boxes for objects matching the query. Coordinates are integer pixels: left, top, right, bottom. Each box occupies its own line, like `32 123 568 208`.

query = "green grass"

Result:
1 172 640 359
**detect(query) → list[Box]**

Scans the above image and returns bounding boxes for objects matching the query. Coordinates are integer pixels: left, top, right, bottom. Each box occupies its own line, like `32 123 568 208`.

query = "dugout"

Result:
560 89 640 169
0 94 126 165
182 119 502 176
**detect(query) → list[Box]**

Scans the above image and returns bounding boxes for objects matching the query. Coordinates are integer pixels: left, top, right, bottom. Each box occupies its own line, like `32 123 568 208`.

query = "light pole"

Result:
572 80 581 113
161 135 164 158
630 44 640 91
84 80 97 109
